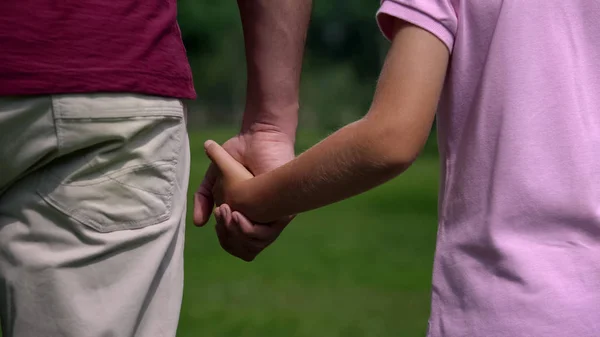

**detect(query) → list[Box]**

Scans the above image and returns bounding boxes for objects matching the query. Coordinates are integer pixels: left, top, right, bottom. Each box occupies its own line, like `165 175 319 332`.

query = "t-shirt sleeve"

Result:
377 0 458 52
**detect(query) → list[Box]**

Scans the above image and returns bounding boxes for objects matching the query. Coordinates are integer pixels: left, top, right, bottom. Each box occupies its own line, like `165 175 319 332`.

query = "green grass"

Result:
178 129 440 337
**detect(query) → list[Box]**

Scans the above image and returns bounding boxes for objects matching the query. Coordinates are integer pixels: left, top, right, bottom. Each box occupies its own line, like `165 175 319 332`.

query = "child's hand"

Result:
203 140 254 208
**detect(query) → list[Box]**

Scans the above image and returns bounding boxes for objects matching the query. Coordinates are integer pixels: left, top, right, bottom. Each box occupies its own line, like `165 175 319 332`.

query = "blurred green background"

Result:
176 1 440 336
179 0 390 131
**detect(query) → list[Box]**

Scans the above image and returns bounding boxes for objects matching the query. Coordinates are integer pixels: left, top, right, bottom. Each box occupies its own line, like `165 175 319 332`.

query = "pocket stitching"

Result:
56 113 183 122
107 164 176 196
43 161 176 187
56 108 183 120
40 190 171 232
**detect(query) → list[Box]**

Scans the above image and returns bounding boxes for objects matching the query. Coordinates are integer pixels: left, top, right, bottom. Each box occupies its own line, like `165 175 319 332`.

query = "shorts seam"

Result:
50 96 65 151
163 119 184 217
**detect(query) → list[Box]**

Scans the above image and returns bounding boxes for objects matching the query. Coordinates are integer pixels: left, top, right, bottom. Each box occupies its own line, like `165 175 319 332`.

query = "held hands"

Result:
202 140 292 262
203 140 254 207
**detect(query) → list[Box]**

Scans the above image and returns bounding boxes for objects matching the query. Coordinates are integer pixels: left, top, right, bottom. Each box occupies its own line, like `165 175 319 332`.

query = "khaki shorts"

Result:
0 94 190 337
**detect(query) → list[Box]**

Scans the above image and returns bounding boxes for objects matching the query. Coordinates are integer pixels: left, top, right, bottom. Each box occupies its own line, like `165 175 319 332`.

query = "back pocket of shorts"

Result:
37 98 185 233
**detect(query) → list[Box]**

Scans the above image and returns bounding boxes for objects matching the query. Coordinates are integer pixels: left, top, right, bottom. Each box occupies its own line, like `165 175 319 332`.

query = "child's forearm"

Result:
233 116 426 223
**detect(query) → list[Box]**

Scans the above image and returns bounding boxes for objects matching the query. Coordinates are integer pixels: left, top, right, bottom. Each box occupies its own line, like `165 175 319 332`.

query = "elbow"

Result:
378 146 418 174
366 123 422 174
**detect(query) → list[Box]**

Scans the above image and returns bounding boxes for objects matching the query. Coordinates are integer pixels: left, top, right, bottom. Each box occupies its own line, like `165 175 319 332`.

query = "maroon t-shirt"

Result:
0 1 196 99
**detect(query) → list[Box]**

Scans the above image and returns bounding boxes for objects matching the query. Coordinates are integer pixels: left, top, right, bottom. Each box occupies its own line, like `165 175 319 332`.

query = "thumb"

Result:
204 140 253 179
193 163 217 227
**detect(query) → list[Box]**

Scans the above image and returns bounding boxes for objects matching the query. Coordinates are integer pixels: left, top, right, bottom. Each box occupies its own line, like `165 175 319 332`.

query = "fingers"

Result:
233 211 293 239
232 211 257 238
215 206 234 256
204 140 253 179
213 205 292 262
214 206 228 247
193 163 218 227
215 204 257 262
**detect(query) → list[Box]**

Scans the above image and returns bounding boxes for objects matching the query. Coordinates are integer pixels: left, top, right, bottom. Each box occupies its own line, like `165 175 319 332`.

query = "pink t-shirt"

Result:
378 1 600 336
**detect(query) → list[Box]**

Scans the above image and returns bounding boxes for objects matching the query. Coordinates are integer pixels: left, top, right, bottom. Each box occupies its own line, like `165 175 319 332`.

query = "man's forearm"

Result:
237 0 312 138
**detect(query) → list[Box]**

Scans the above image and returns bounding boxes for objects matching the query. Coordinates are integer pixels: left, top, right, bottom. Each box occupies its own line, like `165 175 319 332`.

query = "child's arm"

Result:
207 19 450 224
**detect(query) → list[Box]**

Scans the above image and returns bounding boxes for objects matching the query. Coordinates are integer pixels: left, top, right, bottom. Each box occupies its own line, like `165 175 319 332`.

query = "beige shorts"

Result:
0 94 190 337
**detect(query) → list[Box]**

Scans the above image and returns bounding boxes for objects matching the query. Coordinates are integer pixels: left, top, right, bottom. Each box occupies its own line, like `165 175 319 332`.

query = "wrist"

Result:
229 180 273 223
240 103 299 140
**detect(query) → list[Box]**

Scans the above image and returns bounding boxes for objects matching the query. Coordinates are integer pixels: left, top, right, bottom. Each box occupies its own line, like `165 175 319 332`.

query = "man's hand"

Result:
193 129 295 261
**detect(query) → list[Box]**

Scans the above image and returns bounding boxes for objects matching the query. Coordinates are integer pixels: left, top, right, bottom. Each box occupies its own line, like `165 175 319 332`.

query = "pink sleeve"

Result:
377 0 458 52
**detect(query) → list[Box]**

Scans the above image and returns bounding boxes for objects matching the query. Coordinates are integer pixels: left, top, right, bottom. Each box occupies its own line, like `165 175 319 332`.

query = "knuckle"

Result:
240 226 257 237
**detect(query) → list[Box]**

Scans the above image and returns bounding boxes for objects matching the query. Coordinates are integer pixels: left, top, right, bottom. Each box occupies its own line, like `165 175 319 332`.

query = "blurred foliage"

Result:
177 1 386 131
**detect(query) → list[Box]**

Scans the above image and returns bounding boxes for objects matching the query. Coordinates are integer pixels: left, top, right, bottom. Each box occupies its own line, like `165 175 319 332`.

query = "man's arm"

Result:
193 0 312 228
207 21 450 223
237 0 312 138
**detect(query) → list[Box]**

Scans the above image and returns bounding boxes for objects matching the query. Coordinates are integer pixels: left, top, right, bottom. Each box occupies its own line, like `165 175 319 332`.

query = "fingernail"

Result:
214 207 221 218
204 140 215 151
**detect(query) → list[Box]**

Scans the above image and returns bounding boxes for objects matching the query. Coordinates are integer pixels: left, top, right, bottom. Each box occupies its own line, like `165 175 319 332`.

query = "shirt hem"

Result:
377 0 455 53
0 69 197 100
